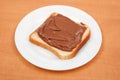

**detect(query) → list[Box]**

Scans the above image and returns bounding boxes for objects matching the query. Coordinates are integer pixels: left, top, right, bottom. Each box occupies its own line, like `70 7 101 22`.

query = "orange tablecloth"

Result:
0 0 120 80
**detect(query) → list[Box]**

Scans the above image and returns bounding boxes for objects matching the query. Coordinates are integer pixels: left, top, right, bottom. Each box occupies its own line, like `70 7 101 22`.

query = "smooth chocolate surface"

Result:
37 14 86 51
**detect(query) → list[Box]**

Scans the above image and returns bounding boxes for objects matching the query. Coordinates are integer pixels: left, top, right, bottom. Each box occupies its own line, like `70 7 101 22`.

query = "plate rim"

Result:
14 5 102 71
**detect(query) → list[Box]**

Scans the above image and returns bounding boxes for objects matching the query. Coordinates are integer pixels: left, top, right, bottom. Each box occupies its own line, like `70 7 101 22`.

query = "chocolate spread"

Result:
37 14 86 51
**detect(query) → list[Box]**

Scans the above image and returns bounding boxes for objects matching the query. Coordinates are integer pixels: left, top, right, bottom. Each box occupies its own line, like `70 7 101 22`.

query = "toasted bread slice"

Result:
29 13 90 60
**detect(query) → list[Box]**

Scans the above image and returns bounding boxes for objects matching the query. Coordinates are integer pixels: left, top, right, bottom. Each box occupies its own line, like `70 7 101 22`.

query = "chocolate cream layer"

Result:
37 14 86 51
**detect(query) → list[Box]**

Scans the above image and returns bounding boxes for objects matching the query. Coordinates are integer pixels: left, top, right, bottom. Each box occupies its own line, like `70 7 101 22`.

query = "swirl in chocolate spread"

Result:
37 14 86 51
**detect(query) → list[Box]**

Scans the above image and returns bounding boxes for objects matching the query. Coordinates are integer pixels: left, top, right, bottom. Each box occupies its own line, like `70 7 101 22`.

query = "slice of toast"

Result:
29 13 90 60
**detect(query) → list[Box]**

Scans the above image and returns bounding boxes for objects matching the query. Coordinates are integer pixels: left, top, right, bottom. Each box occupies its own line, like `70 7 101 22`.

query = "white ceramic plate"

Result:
15 5 102 71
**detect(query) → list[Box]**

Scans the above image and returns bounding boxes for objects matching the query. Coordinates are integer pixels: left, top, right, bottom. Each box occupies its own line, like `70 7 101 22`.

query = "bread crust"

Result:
29 13 90 60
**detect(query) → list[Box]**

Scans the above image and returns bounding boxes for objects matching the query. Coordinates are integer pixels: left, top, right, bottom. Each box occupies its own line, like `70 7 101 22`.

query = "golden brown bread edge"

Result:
29 12 90 60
